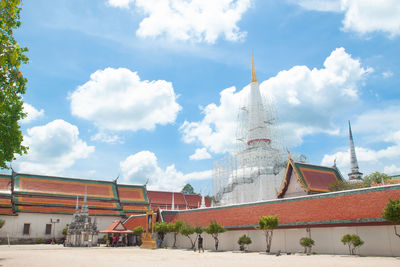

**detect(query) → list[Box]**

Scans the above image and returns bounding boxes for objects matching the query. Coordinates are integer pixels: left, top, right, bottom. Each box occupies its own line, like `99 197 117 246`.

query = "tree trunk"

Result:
213 235 219 251
265 230 273 253
394 225 400 238
187 236 195 250
173 232 178 248
348 244 352 255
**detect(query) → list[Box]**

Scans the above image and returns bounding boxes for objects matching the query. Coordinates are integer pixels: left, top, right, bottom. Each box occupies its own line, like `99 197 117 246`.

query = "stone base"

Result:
140 236 156 249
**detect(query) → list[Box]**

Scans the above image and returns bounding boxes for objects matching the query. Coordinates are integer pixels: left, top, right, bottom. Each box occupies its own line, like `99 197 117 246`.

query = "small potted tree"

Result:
154 222 169 248
168 219 184 248
257 215 278 254
238 234 252 252
180 223 196 250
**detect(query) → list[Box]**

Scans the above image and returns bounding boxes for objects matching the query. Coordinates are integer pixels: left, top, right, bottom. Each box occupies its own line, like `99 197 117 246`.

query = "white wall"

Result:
165 225 400 257
0 213 121 242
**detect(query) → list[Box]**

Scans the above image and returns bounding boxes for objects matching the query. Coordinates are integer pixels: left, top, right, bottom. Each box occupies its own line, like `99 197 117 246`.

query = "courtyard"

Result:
0 245 399 267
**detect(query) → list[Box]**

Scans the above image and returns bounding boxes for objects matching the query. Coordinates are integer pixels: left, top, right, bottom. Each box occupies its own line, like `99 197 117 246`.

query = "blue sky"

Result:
8 0 400 193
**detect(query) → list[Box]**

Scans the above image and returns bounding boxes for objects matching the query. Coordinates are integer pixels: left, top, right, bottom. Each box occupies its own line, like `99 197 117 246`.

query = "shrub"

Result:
238 234 252 251
133 226 144 236
62 225 68 236
299 237 315 254
154 222 169 247
168 219 184 248
35 238 43 244
180 223 196 250
0 219 4 229
341 234 364 255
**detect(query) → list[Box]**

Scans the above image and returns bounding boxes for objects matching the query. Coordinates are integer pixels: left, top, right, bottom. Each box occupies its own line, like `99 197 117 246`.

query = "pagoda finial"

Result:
348 120 363 181
251 52 258 83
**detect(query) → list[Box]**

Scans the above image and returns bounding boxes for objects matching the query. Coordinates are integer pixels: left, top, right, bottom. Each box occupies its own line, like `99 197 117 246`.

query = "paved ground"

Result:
0 245 399 267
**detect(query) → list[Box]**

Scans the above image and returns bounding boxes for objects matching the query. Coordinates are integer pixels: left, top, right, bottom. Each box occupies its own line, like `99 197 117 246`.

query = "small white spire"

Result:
171 192 175 211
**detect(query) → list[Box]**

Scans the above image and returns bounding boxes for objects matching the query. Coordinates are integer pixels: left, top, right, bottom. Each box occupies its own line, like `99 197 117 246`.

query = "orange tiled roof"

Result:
100 220 132 233
147 191 186 206
277 160 343 198
117 184 149 203
183 194 211 208
161 185 400 229
123 214 147 230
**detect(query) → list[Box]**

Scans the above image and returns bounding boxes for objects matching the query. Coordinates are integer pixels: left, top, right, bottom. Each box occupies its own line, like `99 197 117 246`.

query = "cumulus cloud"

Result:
296 0 400 37
321 106 400 176
108 0 251 43
20 103 44 124
70 67 181 132
90 131 123 144
15 120 95 175
180 47 371 153
120 150 211 191
189 148 212 160
107 0 132 9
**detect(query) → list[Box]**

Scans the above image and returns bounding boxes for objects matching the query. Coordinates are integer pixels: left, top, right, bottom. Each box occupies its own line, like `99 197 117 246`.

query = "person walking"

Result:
198 235 204 253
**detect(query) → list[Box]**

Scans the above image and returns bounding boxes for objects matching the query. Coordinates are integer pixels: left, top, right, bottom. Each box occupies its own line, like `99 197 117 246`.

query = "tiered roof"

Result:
9 172 149 216
147 190 210 210
277 159 343 198
0 174 12 215
160 184 400 229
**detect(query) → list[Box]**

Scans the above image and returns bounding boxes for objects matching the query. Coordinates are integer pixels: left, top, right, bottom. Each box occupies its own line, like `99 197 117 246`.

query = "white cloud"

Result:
90 131 123 144
296 0 400 37
382 71 394 79
180 47 371 153
20 103 44 124
15 119 95 175
321 106 400 177
70 67 181 132
189 148 212 160
107 0 133 9
120 150 211 191
296 0 341 12
108 0 251 44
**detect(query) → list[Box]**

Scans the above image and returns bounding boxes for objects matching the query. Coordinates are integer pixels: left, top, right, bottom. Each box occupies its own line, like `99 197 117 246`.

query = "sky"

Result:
6 0 400 193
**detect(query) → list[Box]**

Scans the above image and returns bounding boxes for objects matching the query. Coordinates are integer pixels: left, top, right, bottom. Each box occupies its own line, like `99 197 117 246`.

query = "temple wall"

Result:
164 225 400 257
0 213 120 243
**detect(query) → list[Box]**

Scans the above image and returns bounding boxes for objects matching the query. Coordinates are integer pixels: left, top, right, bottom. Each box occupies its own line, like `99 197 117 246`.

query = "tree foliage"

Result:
204 220 226 251
328 180 366 192
154 221 169 246
257 215 278 253
168 219 184 248
299 237 315 254
180 222 197 250
341 234 364 255
133 226 144 236
364 172 391 186
382 198 400 238
237 234 252 251
62 225 68 236
0 0 29 169
181 184 195 194
0 219 4 229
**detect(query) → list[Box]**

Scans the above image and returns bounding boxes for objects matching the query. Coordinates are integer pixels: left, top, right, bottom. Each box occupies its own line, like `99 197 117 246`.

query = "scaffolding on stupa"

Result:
212 56 287 206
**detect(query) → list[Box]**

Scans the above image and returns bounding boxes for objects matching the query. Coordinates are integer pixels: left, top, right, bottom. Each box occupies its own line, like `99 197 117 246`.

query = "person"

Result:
113 235 117 247
118 235 123 247
198 235 204 253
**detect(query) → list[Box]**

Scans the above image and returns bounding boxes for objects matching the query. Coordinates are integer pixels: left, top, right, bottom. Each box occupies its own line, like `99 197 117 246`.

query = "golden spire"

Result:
251 53 258 83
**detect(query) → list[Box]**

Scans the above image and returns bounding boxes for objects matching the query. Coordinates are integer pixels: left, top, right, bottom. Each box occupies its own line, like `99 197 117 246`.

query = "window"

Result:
45 224 52 235
23 223 30 235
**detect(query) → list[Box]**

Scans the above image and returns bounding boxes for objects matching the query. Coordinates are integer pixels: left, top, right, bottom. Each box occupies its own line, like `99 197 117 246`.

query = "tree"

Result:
364 172 390 186
154 221 169 247
341 234 364 255
168 219 184 248
204 220 226 251
133 226 143 237
328 180 366 192
257 215 278 253
0 0 29 169
0 219 4 229
382 198 400 238
62 225 68 236
238 234 252 251
299 237 315 254
180 222 196 250
181 184 195 194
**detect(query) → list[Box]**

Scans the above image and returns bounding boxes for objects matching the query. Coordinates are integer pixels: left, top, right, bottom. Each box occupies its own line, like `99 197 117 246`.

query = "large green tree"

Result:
363 172 391 186
181 184 195 194
168 219 184 248
0 0 29 169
